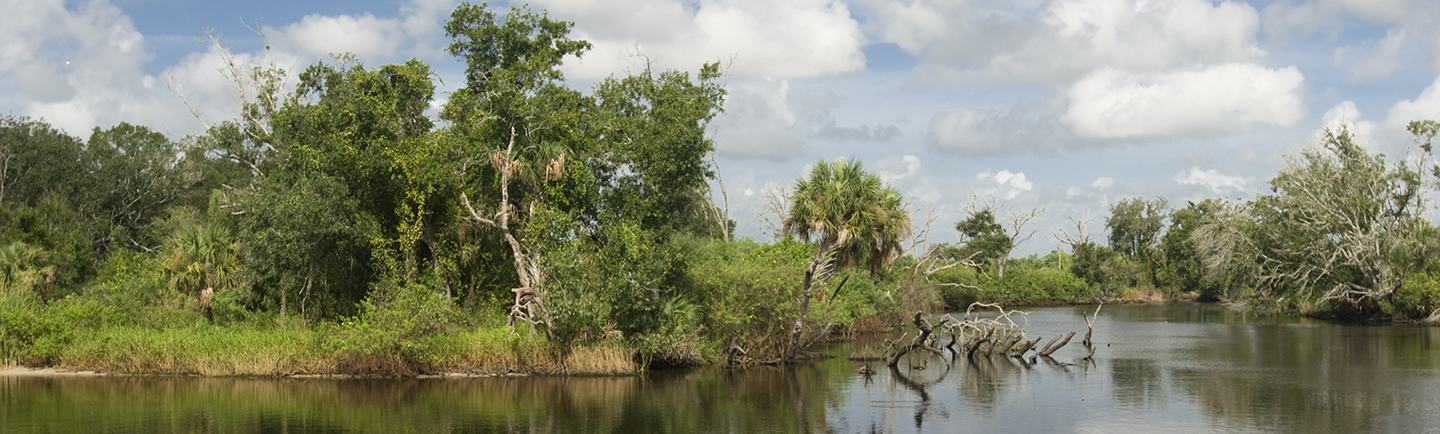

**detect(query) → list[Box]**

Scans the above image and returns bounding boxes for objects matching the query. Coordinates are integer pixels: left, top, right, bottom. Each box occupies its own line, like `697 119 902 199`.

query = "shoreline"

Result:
0 367 108 377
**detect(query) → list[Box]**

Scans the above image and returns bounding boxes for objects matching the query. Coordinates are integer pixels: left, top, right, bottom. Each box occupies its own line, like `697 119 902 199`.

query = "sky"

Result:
4 0 1440 255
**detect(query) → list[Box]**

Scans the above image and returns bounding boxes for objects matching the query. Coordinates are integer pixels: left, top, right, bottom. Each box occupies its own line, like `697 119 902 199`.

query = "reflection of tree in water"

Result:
1109 357 1166 408
2 368 846 434
1175 322 1440 433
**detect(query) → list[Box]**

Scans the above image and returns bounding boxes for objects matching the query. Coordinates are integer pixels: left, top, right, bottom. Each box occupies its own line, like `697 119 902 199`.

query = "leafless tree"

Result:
1054 213 1095 250
753 182 791 240
960 196 1045 278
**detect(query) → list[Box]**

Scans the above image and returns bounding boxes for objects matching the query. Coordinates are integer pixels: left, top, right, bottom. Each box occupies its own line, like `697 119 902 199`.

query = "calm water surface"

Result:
5 304 1440 433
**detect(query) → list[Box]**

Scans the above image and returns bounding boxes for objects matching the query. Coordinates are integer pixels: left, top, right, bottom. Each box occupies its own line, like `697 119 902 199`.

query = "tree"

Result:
0 116 84 206
953 198 1044 278
81 122 201 251
221 55 440 319
1254 127 1422 312
445 2 594 334
954 207 1009 272
1106 197 1169 286
782 158 910 360
1162 199 1225 295
591 60 728 236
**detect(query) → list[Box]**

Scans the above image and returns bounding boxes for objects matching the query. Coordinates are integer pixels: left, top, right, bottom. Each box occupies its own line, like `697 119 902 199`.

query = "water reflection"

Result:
5 304 1440 433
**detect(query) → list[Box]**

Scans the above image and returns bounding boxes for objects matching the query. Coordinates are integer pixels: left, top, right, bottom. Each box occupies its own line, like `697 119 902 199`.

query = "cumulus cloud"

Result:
976 169 1033 199
540 0 866 80
1265 0 1440 70
0 0 459 138
1091 177 1114 189
877 155 921 182
925 100 1058 156
710 78 804 160
0 0 195 135
1174 166 1249 195
1064 64 1306 139
870 0 1263 84
1385 74 1440 129
268 13 407 60
1334 28 1408 79
794 91 903 143
1316 100 1376 144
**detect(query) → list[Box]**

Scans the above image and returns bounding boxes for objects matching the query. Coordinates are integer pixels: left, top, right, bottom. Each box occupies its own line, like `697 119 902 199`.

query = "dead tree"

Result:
1038 332 1075 357
886 312 953 367
1081 303 1102 360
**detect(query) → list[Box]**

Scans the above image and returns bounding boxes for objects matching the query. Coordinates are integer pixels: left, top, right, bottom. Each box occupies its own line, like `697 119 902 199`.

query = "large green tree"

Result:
223 56 440 319
953 208 1009 274
782 158 910 360
1258 127 1422 311
444 2 595 333
0 115 84 206
1107 196 1169 286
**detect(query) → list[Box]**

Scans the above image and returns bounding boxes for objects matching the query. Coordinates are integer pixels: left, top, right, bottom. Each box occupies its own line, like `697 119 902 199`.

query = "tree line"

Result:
933 123 1440 321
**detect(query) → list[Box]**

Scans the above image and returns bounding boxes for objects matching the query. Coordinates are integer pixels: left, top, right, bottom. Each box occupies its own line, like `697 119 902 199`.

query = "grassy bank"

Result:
0 289 635 376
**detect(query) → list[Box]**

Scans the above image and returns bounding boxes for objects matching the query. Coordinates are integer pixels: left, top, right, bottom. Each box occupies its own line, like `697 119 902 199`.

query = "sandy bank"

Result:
0 367 109 377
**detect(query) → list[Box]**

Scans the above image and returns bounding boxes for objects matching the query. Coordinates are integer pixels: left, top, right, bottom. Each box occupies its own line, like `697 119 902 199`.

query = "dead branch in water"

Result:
886 313 953 367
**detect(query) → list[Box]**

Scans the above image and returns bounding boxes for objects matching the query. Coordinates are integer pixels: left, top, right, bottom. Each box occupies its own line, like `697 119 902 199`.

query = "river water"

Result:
5 304 1440 433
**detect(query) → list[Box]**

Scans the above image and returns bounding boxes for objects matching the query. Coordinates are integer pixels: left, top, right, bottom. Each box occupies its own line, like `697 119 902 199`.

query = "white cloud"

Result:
1174 166 1248 194
709 78 804 160
1317 100 1376 144
268 13 407 60
976 169 1033 199
1091 177 1114 189
542 0 866 80
925 104 1056 156
877 155 921 182
1264 0 1440 69
1064 64 1306 139
1334 28 1407 79
1385 75 1440 129
0 0 202 136
871 0 1263 84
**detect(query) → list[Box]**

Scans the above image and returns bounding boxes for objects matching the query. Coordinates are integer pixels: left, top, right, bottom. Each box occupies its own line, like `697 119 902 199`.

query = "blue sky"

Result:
4 0 1440 254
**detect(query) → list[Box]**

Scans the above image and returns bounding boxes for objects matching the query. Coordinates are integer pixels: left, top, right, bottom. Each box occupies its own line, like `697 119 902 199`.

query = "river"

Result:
5 303 1440 433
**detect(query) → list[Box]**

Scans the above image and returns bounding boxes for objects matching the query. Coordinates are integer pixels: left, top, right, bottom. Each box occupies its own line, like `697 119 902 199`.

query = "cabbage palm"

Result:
782 158 911 360
162 222 240 296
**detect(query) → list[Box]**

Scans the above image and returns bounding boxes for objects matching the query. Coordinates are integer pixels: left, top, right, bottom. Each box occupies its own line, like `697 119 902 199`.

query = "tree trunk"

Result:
886 312 951 367
785 256 820 361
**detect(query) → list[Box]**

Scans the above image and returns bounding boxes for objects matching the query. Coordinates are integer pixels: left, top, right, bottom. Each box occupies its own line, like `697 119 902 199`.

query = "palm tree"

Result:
161 221 240 297
782 158 911 360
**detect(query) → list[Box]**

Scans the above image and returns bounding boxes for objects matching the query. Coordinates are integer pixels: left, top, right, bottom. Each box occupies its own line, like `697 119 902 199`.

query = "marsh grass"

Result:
51 323 635 377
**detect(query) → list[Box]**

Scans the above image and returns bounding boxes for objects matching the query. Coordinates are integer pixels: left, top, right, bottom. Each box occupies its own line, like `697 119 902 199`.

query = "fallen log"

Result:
886 312 953 367
1013 336 1042 357
998 334 1024 355
962 324 996 356
1039 331 1075 357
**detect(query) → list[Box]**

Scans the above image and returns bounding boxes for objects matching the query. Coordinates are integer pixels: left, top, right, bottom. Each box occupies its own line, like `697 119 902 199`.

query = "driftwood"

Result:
1013 336 1042 358
886 312 953 367
1038 332 1075 357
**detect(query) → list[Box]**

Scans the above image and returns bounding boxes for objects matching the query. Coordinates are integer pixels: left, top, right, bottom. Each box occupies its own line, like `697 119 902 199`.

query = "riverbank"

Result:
77 330 629 377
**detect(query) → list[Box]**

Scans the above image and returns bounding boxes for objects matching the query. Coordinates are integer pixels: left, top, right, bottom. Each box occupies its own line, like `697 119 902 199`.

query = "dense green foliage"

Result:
0 3 940 373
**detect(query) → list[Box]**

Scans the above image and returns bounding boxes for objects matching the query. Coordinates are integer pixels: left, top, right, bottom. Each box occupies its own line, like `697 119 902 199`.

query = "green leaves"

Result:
444 2 591 93
784 158 911 274
954 209 1011 270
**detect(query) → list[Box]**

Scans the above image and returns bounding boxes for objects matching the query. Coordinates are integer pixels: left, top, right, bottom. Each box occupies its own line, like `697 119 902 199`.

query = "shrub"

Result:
977 268 1095 304
1396 272 1440 320
324 282 462 375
